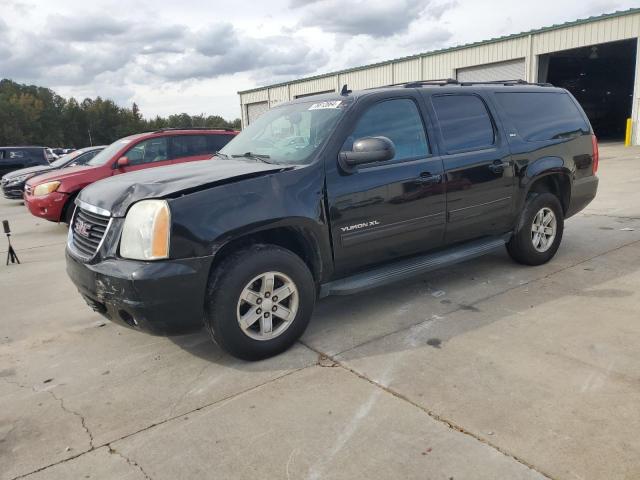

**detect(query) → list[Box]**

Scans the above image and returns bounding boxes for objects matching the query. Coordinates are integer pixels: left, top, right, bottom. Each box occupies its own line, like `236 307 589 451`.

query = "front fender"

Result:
166 165 332 272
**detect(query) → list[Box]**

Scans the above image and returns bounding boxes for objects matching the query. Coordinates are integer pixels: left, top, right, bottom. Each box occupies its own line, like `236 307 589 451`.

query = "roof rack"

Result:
402 78 460 88
457 79 554 87
394 78 553 88
152 127 237 133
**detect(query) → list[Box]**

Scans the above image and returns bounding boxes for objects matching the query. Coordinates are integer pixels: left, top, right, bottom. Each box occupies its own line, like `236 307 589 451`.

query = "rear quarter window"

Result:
494 92 590 141
431 95 495 153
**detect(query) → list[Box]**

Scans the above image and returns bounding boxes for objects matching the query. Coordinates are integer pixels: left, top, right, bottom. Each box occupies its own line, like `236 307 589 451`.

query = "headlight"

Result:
120 200 171 260
33 181 61 196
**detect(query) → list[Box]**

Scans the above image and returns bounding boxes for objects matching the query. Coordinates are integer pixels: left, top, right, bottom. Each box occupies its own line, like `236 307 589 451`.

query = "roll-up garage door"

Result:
246 101 269 125
456 59 526 82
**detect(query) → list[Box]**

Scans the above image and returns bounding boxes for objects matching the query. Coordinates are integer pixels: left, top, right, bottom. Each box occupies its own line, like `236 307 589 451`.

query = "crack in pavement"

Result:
1 377 95 451
300 340 556 480
582 212 640 220
7 365 311 480
108 445 153 480
167 363 209 418
46 389 95 450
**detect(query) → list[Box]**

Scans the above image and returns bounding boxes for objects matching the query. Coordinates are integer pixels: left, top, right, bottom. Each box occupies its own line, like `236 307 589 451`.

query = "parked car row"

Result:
0 146 56 178
1 128 239 223
54 81 598 361
2 146 105 199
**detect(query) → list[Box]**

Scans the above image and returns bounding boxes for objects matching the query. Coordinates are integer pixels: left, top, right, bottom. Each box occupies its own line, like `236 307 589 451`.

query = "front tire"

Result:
62 194 78 225
507 192 564 266
204 244 315 361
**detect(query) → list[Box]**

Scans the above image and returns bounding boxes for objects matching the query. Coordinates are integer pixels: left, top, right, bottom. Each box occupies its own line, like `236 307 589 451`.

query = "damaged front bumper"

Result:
66 249 214 335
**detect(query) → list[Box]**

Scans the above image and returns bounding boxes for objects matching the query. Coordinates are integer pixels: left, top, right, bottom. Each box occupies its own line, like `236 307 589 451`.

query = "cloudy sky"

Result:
1 0 637 120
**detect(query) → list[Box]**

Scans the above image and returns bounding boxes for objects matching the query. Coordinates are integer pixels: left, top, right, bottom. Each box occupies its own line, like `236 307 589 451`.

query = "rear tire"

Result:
204 244 315 361
507 192 564 266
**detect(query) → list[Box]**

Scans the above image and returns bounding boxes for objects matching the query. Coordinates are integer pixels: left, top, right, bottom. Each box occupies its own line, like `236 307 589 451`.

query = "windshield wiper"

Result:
231 152 274 164
214 151 230 159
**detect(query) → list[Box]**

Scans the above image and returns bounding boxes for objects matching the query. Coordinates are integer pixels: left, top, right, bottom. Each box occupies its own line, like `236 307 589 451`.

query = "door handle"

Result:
488 161 510 174
416 173 442 185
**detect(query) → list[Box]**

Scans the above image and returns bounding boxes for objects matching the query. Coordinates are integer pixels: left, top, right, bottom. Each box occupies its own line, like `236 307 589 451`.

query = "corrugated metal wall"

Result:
456 59 526 82
239 11 640 142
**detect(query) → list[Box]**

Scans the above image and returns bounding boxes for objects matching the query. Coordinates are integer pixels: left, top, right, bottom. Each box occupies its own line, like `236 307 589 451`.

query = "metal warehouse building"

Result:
238 8 640 144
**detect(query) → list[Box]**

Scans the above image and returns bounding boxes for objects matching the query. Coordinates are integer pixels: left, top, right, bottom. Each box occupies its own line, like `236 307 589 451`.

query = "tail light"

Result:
591 134 599 174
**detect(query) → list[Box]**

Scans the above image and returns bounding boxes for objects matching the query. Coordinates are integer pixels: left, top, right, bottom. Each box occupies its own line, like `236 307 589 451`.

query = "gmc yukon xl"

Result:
66 81 599 360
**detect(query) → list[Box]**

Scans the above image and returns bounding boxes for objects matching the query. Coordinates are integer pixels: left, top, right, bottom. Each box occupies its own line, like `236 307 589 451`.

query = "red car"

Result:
25 128 238 223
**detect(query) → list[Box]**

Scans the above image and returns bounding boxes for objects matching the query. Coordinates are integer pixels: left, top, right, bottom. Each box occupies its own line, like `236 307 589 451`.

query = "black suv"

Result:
0 146 53 178
1 146 105 199
66 81 599 360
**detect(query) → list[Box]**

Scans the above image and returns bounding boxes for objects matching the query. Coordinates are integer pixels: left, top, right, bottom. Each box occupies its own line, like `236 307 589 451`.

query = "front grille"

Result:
2 185 23 199
71 207 111 258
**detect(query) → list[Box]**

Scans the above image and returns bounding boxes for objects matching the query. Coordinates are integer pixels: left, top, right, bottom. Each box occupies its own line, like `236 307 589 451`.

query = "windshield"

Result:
50 152 76 167
86 138 136 166
50 149 89 167
220 99 349 165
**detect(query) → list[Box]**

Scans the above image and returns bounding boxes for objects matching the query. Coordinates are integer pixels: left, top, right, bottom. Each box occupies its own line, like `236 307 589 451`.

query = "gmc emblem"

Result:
74 219 92 238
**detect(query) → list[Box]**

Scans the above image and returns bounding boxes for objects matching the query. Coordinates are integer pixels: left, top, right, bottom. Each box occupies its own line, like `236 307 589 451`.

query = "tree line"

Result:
0 79 242 148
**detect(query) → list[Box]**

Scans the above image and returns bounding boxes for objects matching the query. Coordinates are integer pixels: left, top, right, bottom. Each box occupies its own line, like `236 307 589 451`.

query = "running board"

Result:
320 234 510 297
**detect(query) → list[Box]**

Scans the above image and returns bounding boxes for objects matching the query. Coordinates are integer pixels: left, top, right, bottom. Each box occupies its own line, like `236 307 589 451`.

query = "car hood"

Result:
79 158 294 217
25 165 94 188
3 165 54 181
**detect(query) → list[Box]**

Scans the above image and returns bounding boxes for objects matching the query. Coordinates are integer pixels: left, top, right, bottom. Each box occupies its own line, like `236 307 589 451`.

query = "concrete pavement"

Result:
1 143 639 479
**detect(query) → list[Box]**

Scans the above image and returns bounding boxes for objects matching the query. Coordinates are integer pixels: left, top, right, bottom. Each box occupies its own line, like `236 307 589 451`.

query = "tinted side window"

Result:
26 148 45 160
125 138 168 165
171 135 211 159
495 92 589 141
75 150 99 164
432 95 495 152
7 149 26 159
207 134 234 152
342 99 429 162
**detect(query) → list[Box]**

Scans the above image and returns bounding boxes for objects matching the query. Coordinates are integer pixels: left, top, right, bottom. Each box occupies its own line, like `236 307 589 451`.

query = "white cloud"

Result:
0 0 637 120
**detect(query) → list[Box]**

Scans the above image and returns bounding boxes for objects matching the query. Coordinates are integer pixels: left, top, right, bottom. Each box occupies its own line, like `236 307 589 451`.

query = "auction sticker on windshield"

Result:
309 101 342 110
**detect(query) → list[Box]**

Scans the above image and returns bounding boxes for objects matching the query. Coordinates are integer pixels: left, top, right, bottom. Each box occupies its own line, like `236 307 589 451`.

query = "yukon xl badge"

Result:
341 220 380 232
74 219 92 238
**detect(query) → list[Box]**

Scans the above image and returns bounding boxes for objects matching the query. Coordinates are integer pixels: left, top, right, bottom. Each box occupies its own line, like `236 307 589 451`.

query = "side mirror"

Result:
116 156 129 168
339 136 395 168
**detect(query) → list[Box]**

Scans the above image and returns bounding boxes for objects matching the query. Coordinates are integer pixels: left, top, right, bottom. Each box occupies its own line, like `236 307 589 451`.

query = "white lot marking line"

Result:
306 365 394 480
306 388 382 480
580 359 615 393
286 448 299 480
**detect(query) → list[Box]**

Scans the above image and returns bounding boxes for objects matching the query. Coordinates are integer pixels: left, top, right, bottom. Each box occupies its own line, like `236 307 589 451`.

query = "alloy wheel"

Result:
236 271 299 341
531 207 557 253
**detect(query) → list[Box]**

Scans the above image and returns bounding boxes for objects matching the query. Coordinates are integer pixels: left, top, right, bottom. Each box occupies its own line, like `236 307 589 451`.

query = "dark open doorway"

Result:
539 38 637 140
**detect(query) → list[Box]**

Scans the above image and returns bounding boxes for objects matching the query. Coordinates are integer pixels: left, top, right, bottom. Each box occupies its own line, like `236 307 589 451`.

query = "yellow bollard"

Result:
625 118 632 147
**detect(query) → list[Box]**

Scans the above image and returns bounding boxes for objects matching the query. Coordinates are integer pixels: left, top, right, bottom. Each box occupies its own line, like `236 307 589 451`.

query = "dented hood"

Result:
78 158 291 217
